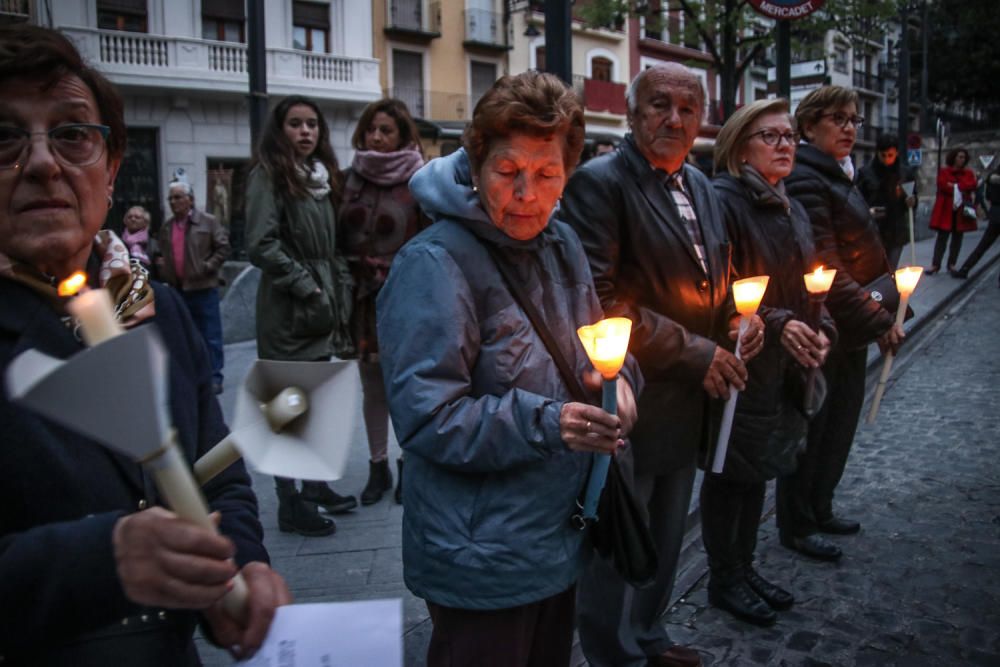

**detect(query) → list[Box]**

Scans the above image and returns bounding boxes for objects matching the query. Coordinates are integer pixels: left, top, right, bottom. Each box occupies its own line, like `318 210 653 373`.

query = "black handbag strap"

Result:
484 244 589 405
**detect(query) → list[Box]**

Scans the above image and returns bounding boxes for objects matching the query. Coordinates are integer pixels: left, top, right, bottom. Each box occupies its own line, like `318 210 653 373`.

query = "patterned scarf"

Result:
0 230 156 339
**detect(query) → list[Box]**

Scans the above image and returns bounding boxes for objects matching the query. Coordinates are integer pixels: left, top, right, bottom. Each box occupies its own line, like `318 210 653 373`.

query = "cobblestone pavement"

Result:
195 232 999 666
659 265 1000 666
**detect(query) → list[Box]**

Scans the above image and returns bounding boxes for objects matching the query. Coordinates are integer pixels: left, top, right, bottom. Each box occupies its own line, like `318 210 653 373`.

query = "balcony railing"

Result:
853 69 885 93
464 8 504 47
0 0 29 18
386 0 441 35
572 75 627 116
61 27 380 100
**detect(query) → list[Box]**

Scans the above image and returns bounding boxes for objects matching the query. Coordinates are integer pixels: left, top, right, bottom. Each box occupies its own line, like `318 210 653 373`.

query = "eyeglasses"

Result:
748 129 800 147
820 112 865 129
0 123 110 170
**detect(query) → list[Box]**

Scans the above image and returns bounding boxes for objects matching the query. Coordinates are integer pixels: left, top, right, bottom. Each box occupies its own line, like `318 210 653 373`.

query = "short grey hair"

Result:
626 63 706 116
168 181 194 199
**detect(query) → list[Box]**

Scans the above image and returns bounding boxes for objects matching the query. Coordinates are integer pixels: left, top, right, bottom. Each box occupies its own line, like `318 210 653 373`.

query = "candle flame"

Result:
732 276 769 316
57 271 87 297
803 266 837 294
894 265 923 296
577 317 632 380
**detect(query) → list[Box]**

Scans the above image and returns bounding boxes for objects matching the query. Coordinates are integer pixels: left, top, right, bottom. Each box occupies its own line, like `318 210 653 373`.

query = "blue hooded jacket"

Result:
376 150 642 609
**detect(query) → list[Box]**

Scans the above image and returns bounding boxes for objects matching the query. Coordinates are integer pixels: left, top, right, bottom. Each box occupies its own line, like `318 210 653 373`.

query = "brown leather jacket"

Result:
156 209 230 291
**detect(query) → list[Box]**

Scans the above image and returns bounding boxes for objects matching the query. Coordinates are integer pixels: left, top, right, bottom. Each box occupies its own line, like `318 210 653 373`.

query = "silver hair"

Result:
625 63 706 117
168 181 194 199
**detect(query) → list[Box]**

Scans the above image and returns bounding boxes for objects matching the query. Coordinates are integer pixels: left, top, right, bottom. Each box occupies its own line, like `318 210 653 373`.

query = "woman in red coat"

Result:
928 147 978 275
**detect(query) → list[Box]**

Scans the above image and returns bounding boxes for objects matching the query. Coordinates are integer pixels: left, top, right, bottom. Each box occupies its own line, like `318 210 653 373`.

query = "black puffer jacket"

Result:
714 173 837 482
785 144 894 349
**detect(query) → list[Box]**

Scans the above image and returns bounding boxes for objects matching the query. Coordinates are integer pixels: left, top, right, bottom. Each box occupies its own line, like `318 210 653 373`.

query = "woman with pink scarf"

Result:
340 99 428 506
122 205 152 269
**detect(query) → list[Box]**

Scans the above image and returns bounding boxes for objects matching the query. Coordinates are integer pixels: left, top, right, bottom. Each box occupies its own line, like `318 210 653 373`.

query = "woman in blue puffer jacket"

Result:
376 72 642 666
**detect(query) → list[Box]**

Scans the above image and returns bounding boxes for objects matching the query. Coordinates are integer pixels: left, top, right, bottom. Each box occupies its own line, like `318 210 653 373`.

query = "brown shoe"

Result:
647 645 703 667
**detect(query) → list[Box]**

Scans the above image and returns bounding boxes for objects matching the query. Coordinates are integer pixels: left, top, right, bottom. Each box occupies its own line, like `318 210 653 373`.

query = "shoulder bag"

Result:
484 243 658 589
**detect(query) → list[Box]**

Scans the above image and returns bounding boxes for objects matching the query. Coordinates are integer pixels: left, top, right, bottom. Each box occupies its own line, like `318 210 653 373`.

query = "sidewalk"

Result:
196 227 1000 666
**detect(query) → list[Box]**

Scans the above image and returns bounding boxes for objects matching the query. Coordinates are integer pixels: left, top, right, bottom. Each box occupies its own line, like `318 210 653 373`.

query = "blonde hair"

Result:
714 98 792 176
794 85 858 142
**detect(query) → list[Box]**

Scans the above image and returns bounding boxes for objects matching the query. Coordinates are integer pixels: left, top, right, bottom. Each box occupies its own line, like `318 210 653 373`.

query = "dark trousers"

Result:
960 216 1000 273
777 345 867 538
179 287 224 384
700 475 766 585
425 586 575 667
577 452 697 667
931 225 965 269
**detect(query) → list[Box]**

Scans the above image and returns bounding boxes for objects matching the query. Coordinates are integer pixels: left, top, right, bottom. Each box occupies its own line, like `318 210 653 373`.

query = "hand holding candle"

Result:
576 317 632 520
56 273 249 620
867 266 922 423
802 266 836 407
712 276 769 474
59 271 123 346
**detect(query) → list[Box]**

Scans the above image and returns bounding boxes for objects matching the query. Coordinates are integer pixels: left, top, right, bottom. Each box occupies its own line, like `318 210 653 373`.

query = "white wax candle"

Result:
66 288 123 346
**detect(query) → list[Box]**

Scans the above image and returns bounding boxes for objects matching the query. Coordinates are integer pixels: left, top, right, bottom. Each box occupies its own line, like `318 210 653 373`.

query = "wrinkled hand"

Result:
877 322 905 356
581 369 638 436
560 397 622 455
781 319 831 368
202 562 292 661
702 346 747 400
729 313 764 362
113 508 237 610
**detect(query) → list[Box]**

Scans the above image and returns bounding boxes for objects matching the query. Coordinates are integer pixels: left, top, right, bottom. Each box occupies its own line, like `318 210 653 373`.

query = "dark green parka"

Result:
245 165 352 361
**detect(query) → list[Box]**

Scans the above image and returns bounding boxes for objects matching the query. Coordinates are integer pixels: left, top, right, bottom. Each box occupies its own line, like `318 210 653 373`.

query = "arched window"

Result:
591 56 613 82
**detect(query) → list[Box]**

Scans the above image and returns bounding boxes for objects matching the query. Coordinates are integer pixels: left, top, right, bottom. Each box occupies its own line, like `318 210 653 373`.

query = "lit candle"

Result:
803 266 836 295
576 317 632 520
59 271 122 346
712 275 769 474
802 267 837 410
867 266 923 423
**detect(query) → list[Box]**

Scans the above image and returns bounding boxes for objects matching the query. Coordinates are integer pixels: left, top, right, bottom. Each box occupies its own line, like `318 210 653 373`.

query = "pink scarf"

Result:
122 227 150 265
351 145 425 187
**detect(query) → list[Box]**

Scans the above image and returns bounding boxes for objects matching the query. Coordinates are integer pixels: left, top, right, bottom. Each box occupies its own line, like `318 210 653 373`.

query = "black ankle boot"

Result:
708 579 777 627
394 459 403 505
277 489 336 537
361 459 393 505
300 482 358 514
744 566 794 610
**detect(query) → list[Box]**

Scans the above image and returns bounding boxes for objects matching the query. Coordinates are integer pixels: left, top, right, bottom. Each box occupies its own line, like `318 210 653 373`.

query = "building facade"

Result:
25 0 380 256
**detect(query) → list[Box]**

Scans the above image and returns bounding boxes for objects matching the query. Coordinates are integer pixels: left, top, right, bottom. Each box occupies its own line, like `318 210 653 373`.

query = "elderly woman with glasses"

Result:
703 98 836 627
0 25 289 665
779 85 902 562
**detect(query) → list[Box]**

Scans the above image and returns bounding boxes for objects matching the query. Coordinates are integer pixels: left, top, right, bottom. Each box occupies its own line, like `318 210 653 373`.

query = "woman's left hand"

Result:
560 398 622 455
202 561 293 661
730 313 765 361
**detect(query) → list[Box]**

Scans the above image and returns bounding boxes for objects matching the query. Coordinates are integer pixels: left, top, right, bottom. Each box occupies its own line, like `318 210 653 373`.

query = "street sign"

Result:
748 0 824 20
979 155 995 171
907 149 922 166
907 133 922 149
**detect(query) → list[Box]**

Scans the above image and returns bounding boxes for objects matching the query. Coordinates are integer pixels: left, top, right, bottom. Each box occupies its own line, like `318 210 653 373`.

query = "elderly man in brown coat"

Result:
157 180 230 394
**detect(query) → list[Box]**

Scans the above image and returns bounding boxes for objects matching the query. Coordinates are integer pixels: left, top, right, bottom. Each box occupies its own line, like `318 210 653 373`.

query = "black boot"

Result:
744 566 794 610
394 459 404 504
277 488 336 537
361 459 393 505
300 481 358 514
708 579 777 627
